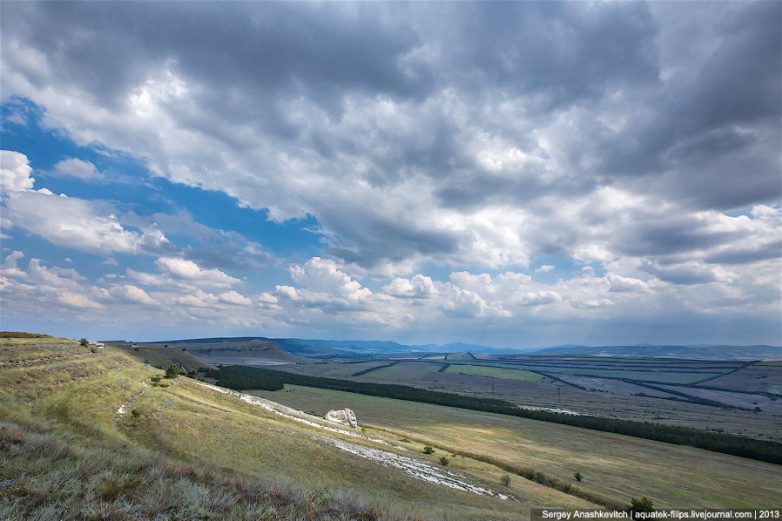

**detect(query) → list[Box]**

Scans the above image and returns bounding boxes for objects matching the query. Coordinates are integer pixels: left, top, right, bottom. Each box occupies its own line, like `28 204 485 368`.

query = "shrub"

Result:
423 446 434 454
130 409 141 426
500 475 511 487
574 471 583 482
627 497 655 519
439 456 449 466
79 338 89 348
165 365 179 379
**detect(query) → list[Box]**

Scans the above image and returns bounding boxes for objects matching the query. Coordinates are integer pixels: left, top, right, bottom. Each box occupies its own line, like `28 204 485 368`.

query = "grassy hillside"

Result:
1 336 593 520
253 385 782 509
214 365 782 463
116 343 216 373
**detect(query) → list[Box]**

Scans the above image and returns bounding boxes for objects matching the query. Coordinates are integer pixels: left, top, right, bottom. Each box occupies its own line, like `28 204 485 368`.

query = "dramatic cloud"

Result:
0 2 779 344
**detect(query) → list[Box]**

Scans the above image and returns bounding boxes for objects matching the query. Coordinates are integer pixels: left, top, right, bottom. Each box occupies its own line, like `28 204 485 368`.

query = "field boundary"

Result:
213 366 782 464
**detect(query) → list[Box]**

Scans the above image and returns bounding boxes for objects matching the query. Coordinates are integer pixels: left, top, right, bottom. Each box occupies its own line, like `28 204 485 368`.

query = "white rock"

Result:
325 408 358 428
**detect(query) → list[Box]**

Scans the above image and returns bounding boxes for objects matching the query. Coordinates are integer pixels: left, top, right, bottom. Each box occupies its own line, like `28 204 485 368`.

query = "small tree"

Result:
627 497 655 520
500 475 512 487
439 456 449 466
165 365 179 379
80 338 89 348
574 471 583 482
130 409 141 426
423 446 434 454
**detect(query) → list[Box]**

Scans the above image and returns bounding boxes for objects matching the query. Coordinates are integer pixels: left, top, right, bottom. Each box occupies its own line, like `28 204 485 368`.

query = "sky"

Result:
0 1 780 347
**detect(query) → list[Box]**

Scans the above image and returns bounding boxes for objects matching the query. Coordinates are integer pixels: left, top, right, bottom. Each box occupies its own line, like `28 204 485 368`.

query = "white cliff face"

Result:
325 408 358 428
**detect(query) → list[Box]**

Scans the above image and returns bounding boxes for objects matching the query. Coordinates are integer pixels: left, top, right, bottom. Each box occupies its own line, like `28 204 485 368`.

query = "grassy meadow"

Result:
444 364 544 382
252 384 782 509
1 337 590 520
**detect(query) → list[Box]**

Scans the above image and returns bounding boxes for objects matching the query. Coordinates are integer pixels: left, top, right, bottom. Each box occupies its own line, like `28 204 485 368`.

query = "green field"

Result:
445 364 544 382
253 385 782 509
1 337 592 520
360 361 443 380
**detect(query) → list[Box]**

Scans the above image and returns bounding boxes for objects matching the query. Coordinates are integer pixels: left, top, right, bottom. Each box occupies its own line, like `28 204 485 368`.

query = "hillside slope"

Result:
124 338 306 367
0 336 588 520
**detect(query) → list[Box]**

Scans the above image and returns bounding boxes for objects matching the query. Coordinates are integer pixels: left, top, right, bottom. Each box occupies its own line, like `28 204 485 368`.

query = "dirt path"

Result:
193 380 516 501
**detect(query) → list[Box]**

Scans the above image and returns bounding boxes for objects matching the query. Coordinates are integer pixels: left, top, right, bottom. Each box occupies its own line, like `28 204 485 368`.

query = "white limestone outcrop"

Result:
325 408 358 428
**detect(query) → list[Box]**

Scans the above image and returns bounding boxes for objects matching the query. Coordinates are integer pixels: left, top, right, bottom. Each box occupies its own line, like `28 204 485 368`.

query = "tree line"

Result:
214 365 782 465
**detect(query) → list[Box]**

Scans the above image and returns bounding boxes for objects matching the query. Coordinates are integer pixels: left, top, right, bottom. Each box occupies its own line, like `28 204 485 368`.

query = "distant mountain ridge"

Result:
530 344 782 360
122 336 782 360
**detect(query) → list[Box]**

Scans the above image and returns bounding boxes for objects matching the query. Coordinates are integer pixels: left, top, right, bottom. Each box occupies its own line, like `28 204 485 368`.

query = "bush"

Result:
165 365 179 379
439 456 449 466
423 446 434 454
627 497 655 519
79 338 89 348
574 471 583 482
500 475 511 487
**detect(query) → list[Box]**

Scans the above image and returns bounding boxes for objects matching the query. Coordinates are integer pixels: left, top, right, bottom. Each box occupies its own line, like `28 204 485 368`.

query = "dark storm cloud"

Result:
639 261 716 286
422 1 660 107
616 215 742 257
1 1 779 271
587 1 781 208
3 2 428 122
705 240 782 265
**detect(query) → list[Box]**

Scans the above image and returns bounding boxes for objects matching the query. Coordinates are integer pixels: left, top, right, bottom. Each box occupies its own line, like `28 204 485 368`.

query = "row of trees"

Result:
214 365 782 464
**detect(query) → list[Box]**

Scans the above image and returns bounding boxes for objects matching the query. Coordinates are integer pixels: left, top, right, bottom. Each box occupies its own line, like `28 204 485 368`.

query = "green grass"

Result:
0 339 546 520
253 385 782 509
358 361 442 381
445 364 543 382
0 419 425 521
216 365 782 464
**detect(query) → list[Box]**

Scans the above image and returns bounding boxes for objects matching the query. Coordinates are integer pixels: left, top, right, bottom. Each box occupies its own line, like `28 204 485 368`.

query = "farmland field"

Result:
445 364 544 382
273 355 782 440
252 384 782 509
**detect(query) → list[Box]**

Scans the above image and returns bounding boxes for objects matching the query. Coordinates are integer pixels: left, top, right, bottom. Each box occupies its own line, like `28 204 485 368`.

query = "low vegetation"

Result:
215 365 782 464
1 336 534 520
0 420 421 521
253 385 782 509
0 332 51 339
352 361 400 377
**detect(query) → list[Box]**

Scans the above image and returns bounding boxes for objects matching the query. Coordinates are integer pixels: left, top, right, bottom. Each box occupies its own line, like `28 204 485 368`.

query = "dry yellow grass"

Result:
0 338 580 520
252 385 782 509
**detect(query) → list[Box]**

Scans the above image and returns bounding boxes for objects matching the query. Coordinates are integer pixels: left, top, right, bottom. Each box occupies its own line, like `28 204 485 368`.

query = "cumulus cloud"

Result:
51 157 103 180
0 3 779 344
1 150 34 192
110 284 155 305
2 2 778 276
156 257 239 288
1 150 170 254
